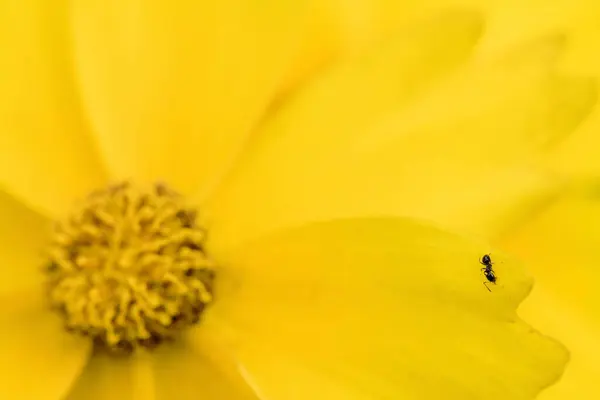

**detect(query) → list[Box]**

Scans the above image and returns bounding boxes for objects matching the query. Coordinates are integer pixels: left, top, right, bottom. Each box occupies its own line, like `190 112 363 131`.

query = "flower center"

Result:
44 182 215 354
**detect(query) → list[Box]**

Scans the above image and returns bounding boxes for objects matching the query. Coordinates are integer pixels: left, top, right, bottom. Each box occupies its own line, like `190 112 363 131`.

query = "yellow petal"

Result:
65 350 153 400
559 1 600 75
285 0 587 91
205 9 483 247
152 331 260 400
0 190 52 294
499 187 600 399
542 4 600 178
283 0 579 92
0 0 109 217
546 103 600 179
281 0 435 92
519 287 600 400
206 34 595 252
464 0 582 58
203 217 567 399
0 290 91 399
66 336 260 400
72 0 305 196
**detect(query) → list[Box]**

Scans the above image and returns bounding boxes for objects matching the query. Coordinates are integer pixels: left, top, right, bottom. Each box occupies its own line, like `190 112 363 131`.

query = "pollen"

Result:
44 182 215 354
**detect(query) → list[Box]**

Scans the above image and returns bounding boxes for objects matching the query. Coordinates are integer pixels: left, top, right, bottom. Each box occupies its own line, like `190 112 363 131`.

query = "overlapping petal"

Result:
546 16 600 179
500 187 600 399
0 290 90 400
204 9 481 249
65 350 151 400
205 16 596 253
544 5 600 179
202 217 567 399
0 190 90 399
0 190 52 294
285 0 588 93
0 0 109 217
547 105 600 178
282 0 430 92
457 0 584 58
65 331 262 400
495 4 600 397
71 0 306 197
152 332 260 400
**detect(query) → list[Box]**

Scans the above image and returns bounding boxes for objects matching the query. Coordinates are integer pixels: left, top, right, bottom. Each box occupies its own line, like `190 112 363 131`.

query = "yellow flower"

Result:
0 2 591 399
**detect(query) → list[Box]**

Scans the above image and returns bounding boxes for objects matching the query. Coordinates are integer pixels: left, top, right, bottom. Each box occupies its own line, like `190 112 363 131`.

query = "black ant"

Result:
480 254 497 292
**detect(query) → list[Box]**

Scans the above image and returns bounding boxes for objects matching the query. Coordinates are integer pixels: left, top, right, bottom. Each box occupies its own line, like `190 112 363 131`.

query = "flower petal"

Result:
204 8 484 248
151 332 261 400
284 0 579 92
559 2 600 75
547 103 600 178
544 6 600 178
282 0 435 92
519 287 600 400
72 0 306 195
0 0 109 217
203 217 567 399
0 290 91 399
535 4 600 178
66 336 260 400
499 187 600 399
206 33 596 252
65 350 153 400
467 0 580 58
0 190 52 295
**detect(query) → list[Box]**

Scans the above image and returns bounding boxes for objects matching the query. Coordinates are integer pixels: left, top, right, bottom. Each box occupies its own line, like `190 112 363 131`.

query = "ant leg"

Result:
483 281 491 292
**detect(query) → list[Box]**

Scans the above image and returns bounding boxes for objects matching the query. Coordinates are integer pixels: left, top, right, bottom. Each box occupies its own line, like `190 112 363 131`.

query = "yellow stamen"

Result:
44 182 215 354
